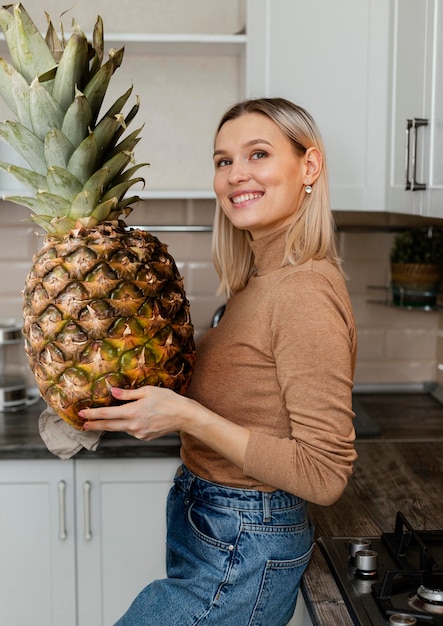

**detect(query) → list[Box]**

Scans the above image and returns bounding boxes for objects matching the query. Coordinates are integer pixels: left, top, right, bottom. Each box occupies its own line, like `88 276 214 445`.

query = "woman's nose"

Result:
228 160 250 184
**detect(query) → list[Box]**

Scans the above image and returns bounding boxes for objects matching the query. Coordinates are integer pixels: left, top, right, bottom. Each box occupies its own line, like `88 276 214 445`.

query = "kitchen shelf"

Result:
367 299 442 311
104 33 247 55
0 188 216 201
366 285 442 311
0 33 247 56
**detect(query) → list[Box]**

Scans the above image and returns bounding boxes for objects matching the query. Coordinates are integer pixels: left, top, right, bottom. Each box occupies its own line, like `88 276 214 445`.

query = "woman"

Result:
80 97 357 626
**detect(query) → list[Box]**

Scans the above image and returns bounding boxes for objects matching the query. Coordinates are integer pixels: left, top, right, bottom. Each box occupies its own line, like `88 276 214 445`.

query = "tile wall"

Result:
338 227 441 385
1 201 443 389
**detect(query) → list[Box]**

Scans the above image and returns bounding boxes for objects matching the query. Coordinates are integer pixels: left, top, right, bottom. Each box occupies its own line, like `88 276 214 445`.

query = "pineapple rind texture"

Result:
0 4 196 429
23 222 196 430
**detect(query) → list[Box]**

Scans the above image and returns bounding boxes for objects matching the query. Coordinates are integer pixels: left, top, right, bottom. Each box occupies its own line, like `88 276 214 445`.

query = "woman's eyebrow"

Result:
213 138 273 158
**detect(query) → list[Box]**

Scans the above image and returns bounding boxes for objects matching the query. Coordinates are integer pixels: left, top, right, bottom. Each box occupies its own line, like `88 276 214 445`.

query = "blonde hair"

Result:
212 97 341 298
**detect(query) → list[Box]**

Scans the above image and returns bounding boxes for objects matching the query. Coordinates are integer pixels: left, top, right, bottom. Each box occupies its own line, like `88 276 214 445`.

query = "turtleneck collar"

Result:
249 226 290 275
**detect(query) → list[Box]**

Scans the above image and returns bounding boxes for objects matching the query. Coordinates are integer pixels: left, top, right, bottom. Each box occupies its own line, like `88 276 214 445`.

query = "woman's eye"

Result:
251 150 267 160
215 158 231 168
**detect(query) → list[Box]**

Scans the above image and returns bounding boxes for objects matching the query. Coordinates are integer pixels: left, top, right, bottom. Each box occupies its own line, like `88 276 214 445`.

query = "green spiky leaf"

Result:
47 165 83 201
44 129 75 169
0 120 46 174
61 90 93 147
0 161 47 192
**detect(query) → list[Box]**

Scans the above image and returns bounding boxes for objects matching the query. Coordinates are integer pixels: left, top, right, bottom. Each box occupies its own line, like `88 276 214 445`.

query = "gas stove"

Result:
318 512 443 625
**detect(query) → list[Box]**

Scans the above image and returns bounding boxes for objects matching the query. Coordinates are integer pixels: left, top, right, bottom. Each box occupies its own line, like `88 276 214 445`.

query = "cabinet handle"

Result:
410 117 428 191
57 480 67 541
405 119 412 190
83 481 92 541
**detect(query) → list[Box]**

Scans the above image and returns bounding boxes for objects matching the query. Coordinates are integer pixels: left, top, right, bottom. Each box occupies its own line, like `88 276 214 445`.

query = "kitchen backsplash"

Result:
1 200 443 388
337 223 442 386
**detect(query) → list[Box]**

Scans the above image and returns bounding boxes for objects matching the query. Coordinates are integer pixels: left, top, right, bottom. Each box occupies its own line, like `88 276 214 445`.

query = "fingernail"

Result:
83 423 90 431
78 410 85 418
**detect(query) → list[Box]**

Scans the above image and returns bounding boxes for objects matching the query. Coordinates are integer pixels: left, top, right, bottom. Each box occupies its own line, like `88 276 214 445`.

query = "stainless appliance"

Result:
318 512 443 625
0 322 28 410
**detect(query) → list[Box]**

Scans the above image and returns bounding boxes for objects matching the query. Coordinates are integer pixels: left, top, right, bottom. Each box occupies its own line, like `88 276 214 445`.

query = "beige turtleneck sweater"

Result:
182 227 357 506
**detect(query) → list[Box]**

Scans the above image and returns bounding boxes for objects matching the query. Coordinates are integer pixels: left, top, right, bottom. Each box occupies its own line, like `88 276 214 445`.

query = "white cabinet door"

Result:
75 457 178 626
388 0 443 218
0 460 76 626
388 0 432 215
426 1 443 217
246 0 390 212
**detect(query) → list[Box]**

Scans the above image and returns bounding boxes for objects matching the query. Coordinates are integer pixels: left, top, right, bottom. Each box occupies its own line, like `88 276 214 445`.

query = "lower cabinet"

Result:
0 456 313 626
0 459 77 626
75 457 178 626
0 457 179 626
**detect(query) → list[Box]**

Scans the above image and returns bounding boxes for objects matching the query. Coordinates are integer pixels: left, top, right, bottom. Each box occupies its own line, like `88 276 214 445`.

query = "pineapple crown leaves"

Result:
0 3 147 235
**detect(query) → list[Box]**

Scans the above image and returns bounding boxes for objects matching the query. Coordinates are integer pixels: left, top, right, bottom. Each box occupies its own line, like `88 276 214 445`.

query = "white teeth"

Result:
231 192 262 204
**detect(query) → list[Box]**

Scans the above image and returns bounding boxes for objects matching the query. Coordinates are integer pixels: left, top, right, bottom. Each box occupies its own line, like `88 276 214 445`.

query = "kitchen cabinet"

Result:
0 456 178 626
0 453 310 626
75 458 177 626
1 0 393 211
388 0 443 218
246 0 390 212
0 459 76 626
1 1 396 212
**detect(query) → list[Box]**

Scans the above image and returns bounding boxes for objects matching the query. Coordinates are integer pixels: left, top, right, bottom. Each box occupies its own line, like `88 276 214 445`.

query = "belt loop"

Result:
184 468 195 505
176 465 194 505
262 493 271 523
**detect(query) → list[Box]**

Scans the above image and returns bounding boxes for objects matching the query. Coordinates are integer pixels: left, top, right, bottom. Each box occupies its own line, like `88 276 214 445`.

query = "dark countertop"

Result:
4 389 441 460
2 391 443 626
0 397 181 459
302 391 443 625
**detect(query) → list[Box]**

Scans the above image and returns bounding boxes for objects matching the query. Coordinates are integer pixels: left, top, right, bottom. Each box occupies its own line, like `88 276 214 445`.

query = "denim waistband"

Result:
174 464 303 513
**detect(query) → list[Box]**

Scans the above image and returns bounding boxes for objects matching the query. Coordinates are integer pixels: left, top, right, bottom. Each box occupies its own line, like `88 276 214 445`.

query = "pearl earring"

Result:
305 185 312 194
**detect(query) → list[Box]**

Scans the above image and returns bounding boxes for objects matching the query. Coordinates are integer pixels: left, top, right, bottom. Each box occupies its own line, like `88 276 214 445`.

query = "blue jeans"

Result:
114 465 314 626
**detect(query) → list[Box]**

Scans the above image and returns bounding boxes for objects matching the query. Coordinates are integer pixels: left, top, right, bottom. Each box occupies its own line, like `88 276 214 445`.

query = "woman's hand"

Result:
78 385 250 470
78 386 191 441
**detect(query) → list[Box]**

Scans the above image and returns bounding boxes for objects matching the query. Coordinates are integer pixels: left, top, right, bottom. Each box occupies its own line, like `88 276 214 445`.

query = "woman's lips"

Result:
230 192 264 205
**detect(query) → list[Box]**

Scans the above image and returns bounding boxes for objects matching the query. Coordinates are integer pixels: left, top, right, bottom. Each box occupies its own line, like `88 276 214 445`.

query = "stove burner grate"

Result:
381 512 443 573
318 511 443 626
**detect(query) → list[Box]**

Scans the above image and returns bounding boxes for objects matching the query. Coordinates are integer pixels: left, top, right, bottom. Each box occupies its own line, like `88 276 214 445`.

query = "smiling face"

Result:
213 112 320 239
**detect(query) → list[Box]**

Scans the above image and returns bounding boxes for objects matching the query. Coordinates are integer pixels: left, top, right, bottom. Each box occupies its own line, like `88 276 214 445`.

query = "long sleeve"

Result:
243 268 357 504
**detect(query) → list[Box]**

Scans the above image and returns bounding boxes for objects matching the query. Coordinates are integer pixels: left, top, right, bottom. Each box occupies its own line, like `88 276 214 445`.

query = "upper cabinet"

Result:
388 0 443 219
5 1 443 215
246 0 391 212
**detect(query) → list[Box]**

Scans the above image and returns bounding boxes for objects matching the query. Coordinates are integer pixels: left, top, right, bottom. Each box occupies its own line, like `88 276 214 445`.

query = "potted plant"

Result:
390 227 443 308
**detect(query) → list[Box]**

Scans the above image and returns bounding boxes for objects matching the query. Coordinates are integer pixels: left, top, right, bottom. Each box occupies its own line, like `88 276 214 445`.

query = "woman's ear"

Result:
304 147 322 185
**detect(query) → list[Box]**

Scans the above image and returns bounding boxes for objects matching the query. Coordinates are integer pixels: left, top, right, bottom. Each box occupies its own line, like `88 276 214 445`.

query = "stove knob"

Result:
389 615 417 625
348 538 372 559
354 549 378 578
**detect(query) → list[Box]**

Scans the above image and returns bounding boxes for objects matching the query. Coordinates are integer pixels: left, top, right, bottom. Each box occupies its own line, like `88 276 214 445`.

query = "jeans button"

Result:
184 498 190 505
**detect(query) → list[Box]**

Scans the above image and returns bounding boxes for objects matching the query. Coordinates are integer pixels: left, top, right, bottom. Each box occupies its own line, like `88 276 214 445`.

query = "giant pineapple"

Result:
0 4 195 429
